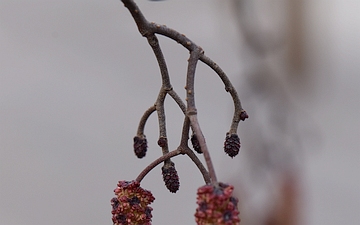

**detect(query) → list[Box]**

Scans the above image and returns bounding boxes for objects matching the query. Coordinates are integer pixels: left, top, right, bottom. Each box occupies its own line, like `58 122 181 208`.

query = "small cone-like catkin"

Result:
133 135 148 158
161 162 180 193
224 133 241 158
191 134 202 154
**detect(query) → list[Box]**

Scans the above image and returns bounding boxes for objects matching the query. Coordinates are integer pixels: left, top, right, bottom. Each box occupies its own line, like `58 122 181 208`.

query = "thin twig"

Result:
180 146 211 184
155 89 169 154
178 116 211 183
147 34 172 89
168 89 186 114
179 115 191 147
135 147 210 184
200 55 245 134
137 105 156 136
136 149 181 183
185 48 218 184
147 33 171 157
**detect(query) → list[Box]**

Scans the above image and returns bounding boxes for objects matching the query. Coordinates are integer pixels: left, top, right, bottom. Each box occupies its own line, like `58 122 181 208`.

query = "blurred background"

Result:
1 0 359 224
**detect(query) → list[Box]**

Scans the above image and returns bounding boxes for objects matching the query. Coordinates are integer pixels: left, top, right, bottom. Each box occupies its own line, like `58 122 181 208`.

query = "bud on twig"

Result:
239 110 249 121
157 136 167 148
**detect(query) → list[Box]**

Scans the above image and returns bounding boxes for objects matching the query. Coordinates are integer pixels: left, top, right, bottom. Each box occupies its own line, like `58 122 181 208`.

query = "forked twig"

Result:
122 0 247 185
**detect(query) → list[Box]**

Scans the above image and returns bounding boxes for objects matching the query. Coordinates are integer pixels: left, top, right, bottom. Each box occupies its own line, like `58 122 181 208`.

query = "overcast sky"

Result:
1 1 360 225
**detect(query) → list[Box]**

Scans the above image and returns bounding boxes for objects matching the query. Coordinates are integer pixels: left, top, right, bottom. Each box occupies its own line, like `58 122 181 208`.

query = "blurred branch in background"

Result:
229 0 314 224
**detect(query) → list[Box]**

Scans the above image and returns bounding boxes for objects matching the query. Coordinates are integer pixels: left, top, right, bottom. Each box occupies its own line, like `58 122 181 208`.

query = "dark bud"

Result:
161 162 180 193
240 110 249 121
224 133 241 158
157 136 167 148
191 134 202 154
133 135 147 158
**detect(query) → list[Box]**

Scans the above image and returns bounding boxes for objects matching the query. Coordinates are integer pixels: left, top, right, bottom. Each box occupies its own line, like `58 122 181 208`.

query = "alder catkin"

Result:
161 162 180 193
224 133 241 158
191 134 203 154
195 182 240 225
133 135 148 158
111 180 155 225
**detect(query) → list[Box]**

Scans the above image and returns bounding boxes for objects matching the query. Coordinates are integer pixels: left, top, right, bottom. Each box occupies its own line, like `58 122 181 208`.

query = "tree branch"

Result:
122 0 247 185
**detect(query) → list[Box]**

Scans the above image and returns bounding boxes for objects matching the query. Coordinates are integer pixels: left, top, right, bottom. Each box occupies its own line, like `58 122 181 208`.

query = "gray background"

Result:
1 0 359 224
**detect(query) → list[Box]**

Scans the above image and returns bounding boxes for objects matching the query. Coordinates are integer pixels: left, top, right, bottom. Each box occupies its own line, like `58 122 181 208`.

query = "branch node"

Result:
164 86 173 92
187 110 197 116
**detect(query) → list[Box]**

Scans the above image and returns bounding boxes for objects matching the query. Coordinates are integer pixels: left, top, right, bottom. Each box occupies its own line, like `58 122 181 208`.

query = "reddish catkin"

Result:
195 182 240 225
111 180 155 225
